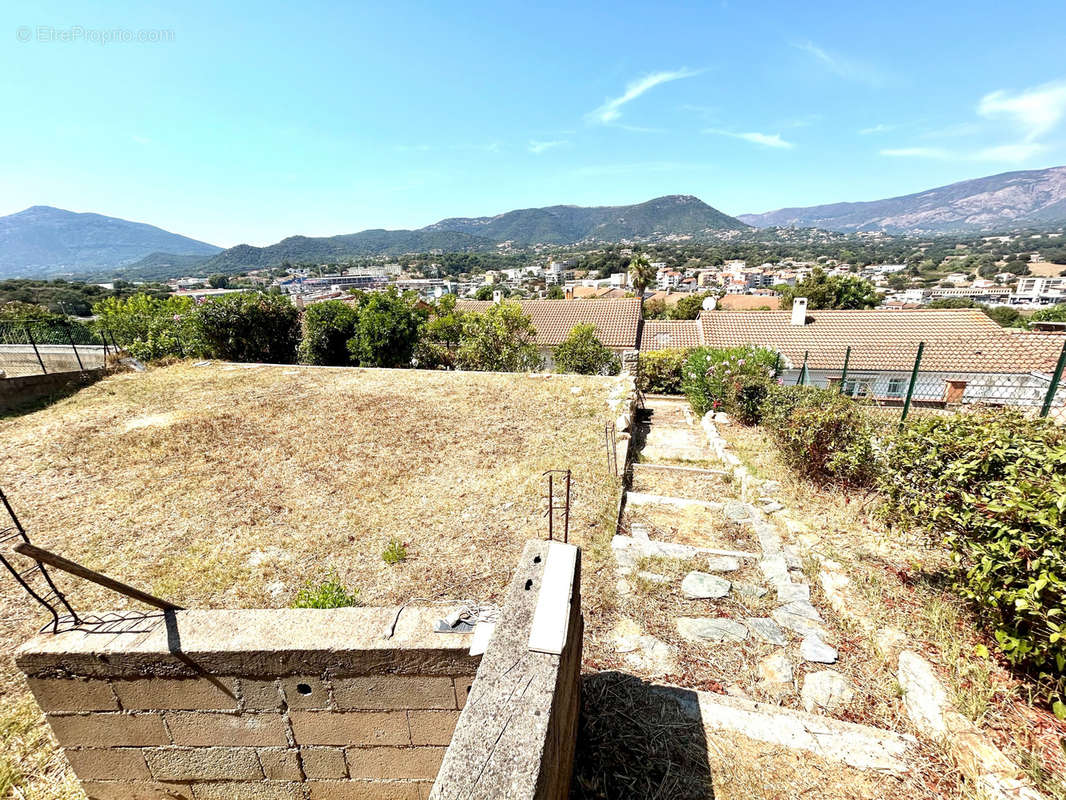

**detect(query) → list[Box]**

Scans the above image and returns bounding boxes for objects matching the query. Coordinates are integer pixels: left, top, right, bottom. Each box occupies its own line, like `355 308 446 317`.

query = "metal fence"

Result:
777 337 1066 425
0 321 114 378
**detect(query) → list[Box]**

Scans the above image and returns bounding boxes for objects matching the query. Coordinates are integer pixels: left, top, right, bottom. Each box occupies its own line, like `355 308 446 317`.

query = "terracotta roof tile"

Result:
455 298 641 348
639 320 702 351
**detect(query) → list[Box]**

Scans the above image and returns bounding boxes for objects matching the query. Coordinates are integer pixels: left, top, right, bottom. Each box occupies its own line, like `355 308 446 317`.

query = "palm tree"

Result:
628 253 656 306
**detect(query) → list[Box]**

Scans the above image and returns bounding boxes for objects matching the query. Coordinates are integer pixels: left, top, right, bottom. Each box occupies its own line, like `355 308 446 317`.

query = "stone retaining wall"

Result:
18 607 480 800
0 368 105 413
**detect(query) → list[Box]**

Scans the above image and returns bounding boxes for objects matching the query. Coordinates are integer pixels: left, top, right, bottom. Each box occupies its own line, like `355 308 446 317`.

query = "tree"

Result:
474 284 509 301
553 323 620 375
628 253 656 300
546 285 565 299
208 274 230 289
346 288 426 368
669 292 715 320
415 294 466 369
642 298 668 319
456 302 541 372
299 299 359 366
775 268 882 310
983 306 1024 328
194 292 300 363
1030 303 1066 324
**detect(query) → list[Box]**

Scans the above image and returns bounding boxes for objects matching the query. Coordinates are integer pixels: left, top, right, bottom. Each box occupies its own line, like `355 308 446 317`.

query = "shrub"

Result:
553 323 620 375
681 346 779 422
637 349 689 395
415 294 466 370
456 302 541 372
194 292 300 364
92 294 201 361
290 570 361 608
878 411 1066 714
382 539 407 565
346 288 427 368
760 384 879 485
299 300 359 366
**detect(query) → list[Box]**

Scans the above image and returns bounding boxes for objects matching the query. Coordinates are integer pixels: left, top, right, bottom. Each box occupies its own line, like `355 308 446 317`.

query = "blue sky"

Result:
2 0 1066 247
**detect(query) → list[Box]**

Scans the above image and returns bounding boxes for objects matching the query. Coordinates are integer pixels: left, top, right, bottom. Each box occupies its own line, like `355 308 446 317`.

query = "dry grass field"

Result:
0 361 624 799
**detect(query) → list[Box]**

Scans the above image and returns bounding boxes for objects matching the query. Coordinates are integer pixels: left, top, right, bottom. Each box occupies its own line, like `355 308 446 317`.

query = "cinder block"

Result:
163 712 289 747
26 677 118 712
345 747 446 780
113 678 237 711
290 711 410 746
332 677 455 711
190 782 300 800
64 748 153 780
257 747 302 780
305 781 420 800
453 677 474 710
80 781 194 800
280 676 330 710
48 713 170 747
299 747 347 779
145 747 263 781
407 711 459 746
238 679 283 711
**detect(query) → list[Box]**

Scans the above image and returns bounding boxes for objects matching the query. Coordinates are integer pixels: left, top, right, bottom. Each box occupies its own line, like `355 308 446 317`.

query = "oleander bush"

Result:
681 345 779 423
92 294 202 361
879 411 1066 715
759 384 879 485
194 292 301 364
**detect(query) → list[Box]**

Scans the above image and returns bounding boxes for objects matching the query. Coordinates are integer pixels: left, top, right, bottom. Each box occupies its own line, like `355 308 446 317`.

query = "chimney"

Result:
790 297 808 326
492 289 503 304
564 286 574 301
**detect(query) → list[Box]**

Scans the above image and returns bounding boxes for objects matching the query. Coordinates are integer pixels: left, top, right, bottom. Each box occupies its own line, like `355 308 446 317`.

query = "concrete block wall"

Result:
0 368 104 412
17 607 480 800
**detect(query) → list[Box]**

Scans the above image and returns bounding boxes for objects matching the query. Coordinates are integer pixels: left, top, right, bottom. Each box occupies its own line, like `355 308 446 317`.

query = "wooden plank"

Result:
527 541 577 655
13 542 182 611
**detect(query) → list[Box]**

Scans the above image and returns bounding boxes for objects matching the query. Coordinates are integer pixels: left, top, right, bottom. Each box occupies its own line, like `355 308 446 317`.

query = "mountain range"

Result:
0 206 220 279
739 166 1066 233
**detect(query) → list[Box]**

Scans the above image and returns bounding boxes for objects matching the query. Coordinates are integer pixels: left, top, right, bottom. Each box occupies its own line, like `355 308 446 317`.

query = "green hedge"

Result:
637 349 689 394
760 384 879 486
878 411 1066 715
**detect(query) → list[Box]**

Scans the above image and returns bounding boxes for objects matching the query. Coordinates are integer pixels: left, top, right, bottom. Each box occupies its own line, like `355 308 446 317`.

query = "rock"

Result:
265 581 286 599
897 650 950 739
704 555 741 572
732 582 768 598
758 554 790 585
797 532 821 548
776 583 810 604
801 670 855 713
615 578 632 596
614 617 677 675
630 523 651 542
801 635 839 664
725 683 750 698
760 480 781 496
758 652 794 684
637 571 670 585
772 607 828 638
682 571 731 599
677 617 749 643
873 627 907 660
761 500 785 514
783 545 803 569
744 617 787 646
779 600 823 622
753 520 783 554
723 500 753 523
713 411 732 424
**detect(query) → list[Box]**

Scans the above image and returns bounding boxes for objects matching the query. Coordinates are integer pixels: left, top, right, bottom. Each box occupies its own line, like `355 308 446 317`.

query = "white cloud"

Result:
879 143 1044 163
705 129 794 149
528 139 568 154
880 147 949 158
978 79 1066 142
588 68 701 125
793 41 890 87
859 124 893 135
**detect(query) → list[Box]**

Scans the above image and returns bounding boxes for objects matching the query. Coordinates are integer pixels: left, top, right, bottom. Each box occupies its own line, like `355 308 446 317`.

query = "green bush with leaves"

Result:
878 411 1066 715
681 346 779 422
346 288 427 368
194 292 300 364
414 294 466 370
92 293 201 361
456 301 541 372
298 299 359 366
290 570 361 609
553 323 620 375
759 384 879 485
382 539 408 565
637 349 689 395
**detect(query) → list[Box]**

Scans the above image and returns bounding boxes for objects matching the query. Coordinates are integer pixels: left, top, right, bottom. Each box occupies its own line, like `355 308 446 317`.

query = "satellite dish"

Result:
702 296 718 311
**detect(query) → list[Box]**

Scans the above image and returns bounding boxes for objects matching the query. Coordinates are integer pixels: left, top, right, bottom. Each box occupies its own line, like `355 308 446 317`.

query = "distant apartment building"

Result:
1013 277 1066 306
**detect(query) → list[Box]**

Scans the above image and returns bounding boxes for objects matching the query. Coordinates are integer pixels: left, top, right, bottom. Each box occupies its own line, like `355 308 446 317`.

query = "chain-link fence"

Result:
0 321 114 378
776 336 1066 425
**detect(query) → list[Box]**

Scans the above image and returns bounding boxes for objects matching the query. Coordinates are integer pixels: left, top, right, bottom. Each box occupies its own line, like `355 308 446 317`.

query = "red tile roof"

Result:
718 294 782 310
698 309 1064 374
640 320 702 352
455 298 641 349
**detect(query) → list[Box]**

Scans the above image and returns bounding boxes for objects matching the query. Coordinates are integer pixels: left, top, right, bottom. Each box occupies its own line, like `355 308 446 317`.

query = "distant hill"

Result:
425 195 748 245
739 166 1066 233
0 206 221 278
